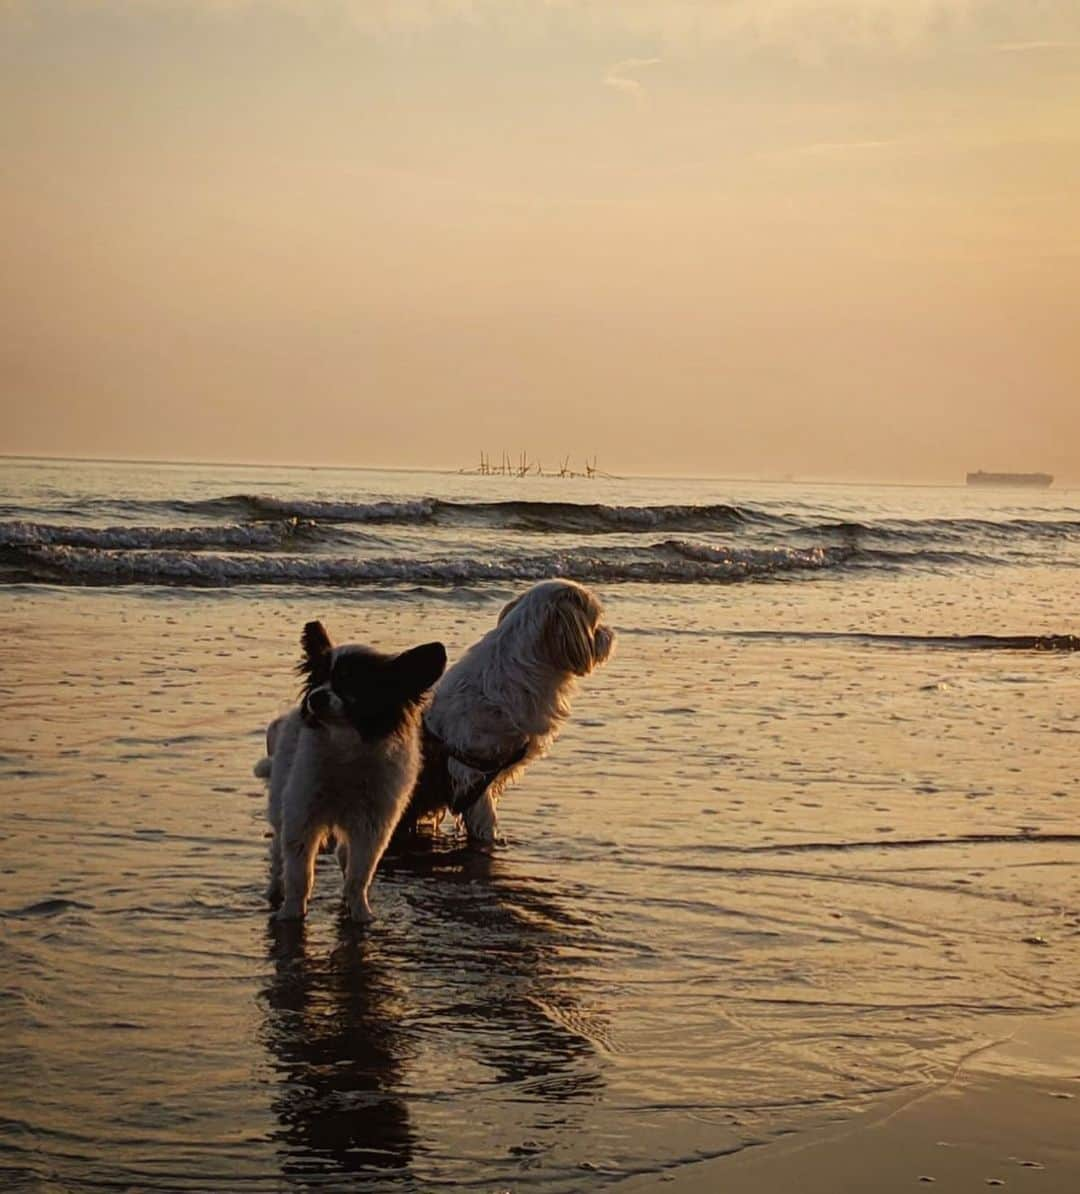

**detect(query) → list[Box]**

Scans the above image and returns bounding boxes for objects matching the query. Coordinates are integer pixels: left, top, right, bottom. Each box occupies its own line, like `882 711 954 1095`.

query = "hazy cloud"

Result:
780 139 898 157
0 1 1035 55
603 57 662 103
991 40 1080 53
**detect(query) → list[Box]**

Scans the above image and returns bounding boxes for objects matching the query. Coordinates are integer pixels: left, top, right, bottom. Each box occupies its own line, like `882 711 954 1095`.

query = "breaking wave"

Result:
68 495 755 533
43 493 1080 543
0 519 320 552
789 516 1080 544
3 492 1074 589
3 540 855 588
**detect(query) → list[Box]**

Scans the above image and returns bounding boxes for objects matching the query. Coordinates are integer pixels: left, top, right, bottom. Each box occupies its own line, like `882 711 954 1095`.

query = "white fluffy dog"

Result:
404 578 615 843
257 621 446 922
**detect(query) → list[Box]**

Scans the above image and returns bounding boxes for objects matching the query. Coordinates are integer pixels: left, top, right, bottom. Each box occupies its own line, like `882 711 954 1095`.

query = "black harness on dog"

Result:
420 720 529 815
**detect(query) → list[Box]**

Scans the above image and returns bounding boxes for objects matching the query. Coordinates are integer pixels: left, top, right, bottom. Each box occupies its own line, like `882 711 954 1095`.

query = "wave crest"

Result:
2 540 848 588
30 493 1080 543
199 495 751 533
0 519 318 552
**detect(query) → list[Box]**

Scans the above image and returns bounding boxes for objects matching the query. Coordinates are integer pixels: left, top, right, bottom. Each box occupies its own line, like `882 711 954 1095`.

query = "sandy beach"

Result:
624 1012 1080 1191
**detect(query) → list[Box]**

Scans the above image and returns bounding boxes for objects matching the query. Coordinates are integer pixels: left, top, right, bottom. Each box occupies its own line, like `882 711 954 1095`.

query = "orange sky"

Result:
3 1 1079 481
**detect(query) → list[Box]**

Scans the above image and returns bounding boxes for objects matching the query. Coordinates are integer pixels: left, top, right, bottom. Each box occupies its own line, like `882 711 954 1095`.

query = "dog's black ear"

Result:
298 620 333 680
391 641 447 703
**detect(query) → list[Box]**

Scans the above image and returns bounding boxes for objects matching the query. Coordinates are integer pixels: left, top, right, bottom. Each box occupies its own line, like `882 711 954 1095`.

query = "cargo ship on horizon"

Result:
966 470 1053 488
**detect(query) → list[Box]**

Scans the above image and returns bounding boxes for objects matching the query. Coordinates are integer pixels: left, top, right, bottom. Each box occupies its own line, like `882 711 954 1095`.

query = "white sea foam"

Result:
7 541 850 587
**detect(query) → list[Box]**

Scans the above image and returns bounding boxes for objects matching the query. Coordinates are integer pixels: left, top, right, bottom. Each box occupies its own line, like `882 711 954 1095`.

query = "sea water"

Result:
1 457 1077 1190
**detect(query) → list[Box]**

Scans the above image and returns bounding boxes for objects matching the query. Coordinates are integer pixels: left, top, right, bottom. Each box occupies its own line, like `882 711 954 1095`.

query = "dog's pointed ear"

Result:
298 620 333 679
544 592 595 676
391 641 447 703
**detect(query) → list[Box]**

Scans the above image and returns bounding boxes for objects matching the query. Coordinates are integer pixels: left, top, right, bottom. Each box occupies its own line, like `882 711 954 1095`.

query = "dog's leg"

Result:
262 711 298 908
339 816 393 924
265 779 284 906
462 789 499 847
266 832 284 907
274 829 320 921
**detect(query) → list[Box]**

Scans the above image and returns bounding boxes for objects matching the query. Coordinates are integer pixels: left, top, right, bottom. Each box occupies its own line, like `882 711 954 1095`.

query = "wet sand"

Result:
629 1012 1080 1192
1 582 1077 1190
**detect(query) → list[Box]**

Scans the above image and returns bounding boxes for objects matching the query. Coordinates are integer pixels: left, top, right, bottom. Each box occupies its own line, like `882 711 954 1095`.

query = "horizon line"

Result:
0 452 1072 491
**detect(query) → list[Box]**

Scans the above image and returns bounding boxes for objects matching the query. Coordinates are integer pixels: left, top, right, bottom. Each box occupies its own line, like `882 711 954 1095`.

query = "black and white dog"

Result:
256 621 445 922
405 578 615 843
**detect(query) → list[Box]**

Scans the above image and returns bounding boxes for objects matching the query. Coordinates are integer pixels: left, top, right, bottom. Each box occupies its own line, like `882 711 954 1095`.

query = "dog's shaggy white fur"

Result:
405 578 615 842
258 622 445 922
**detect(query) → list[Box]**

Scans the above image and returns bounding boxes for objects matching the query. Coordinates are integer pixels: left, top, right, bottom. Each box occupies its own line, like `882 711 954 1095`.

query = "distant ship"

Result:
966 470 1053 488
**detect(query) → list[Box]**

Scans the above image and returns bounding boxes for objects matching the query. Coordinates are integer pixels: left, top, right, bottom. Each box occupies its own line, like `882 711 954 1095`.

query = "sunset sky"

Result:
3 1 1078 481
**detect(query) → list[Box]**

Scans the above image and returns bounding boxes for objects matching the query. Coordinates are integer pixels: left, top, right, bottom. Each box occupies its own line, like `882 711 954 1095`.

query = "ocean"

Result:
1 455 1078 1191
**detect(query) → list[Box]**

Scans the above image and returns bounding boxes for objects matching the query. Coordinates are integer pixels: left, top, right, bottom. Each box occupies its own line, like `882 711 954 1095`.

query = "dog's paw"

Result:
465 822 503 848
347 901 375 925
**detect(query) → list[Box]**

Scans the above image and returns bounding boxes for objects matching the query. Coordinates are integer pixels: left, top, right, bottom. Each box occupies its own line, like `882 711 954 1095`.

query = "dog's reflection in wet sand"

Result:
260 847 614 1186
261 919 415 1180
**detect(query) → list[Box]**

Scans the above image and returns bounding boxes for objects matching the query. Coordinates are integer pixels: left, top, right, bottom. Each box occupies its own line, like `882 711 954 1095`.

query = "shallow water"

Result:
1 460 1078 1190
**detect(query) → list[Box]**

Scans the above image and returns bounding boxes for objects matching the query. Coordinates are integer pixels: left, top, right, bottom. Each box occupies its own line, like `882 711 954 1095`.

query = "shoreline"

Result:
623 1009 1080 1191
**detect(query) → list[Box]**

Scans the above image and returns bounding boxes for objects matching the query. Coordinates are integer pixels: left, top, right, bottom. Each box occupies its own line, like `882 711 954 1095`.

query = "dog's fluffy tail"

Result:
253 714 284 781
